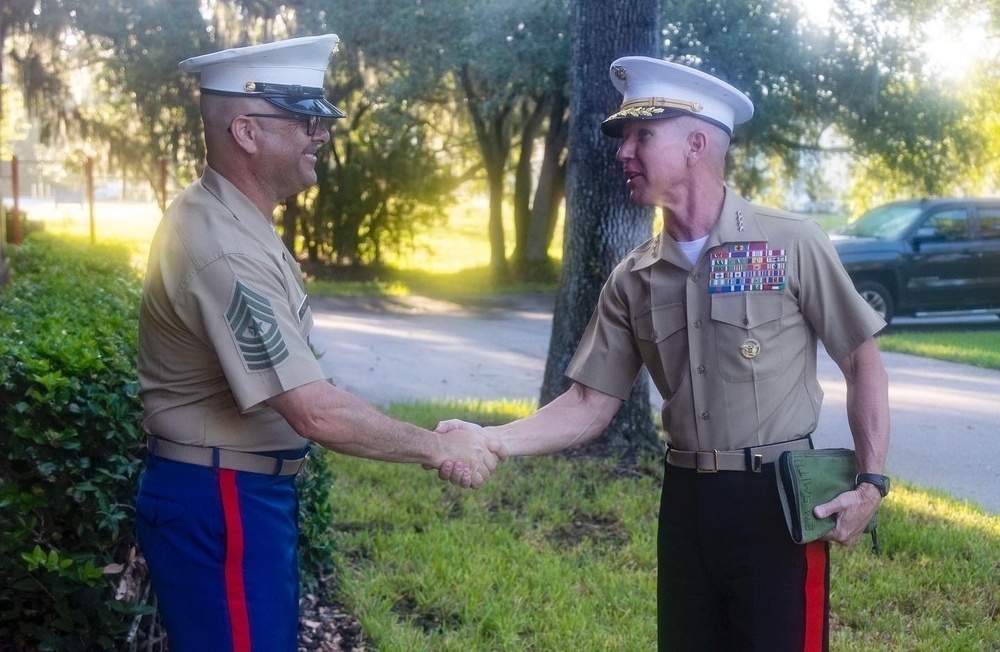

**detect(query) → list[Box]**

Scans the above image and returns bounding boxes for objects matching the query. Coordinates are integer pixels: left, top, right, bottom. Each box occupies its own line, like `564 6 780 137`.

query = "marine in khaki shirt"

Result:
567 187 886 452
139 166 322 453
436 56 890 652
135 35 506 652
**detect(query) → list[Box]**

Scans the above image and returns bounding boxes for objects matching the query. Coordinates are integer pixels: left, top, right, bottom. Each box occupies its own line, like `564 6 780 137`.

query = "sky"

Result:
799 0 997 83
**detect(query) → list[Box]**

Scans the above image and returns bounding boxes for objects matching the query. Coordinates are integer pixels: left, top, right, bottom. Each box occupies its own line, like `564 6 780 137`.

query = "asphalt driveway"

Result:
309 294 1000 515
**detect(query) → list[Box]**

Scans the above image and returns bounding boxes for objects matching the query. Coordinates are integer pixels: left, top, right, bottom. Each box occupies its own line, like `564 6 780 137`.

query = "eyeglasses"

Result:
231 113 325 136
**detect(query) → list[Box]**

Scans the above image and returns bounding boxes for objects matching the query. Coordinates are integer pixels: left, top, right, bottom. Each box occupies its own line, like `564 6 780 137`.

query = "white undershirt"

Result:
677 235 710 265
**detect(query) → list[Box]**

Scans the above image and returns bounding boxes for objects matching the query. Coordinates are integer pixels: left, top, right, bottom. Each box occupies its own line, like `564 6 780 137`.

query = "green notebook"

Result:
775 448 879 552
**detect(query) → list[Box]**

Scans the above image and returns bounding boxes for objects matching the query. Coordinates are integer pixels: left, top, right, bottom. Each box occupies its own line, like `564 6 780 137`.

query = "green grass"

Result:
878 328 1000 371
321 400 1000 651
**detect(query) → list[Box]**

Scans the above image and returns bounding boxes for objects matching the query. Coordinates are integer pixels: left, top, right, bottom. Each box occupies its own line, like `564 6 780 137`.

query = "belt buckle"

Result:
696 449 720 473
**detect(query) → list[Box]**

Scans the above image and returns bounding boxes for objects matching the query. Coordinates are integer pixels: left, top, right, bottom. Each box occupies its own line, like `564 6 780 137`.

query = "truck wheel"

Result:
855 280 894 325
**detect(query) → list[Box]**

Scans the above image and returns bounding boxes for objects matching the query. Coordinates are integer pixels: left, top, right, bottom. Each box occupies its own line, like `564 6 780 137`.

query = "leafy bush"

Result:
0 234 149 650
0 233 338 650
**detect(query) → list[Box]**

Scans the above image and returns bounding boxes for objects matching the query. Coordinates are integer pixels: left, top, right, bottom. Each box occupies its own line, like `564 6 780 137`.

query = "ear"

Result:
227 116 260 155
686 129 708 162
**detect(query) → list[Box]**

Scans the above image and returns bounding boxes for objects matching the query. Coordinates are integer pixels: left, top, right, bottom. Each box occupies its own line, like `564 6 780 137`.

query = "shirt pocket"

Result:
634 303 687 396
710 292 785 382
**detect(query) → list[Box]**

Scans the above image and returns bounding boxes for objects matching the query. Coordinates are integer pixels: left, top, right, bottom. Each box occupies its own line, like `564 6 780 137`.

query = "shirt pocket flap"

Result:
634 303 686 343
711 292 783 329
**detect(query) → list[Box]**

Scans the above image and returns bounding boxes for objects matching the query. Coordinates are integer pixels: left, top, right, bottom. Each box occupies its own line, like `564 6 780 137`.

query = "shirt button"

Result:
701 411 710 420
691 274 700 282
697 365 706 374
694 319 702 328
743 317 749 326
651 330 659 339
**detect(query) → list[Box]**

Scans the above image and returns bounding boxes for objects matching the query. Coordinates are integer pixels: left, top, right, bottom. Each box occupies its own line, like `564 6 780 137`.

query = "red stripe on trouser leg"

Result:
802 541 828 652
219 469 252 651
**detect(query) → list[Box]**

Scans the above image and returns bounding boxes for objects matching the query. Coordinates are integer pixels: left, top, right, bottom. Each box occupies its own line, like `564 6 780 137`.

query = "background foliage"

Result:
5 0 998 273
0 234 148 649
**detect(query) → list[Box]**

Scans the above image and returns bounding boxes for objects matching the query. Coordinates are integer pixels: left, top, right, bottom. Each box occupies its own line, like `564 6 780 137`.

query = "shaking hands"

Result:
430 419 506 489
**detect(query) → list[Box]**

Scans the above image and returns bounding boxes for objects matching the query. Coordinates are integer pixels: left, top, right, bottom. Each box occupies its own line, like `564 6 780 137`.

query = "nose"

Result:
313 124 332 144
616 138 633 163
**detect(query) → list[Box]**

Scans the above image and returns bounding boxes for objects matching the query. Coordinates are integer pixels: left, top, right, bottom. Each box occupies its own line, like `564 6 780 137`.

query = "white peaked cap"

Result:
602 56 753 137
179 34 345 118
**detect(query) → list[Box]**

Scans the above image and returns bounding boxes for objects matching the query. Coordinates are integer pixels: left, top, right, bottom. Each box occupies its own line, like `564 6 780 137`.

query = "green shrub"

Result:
0 233 337 650
0 234 149 650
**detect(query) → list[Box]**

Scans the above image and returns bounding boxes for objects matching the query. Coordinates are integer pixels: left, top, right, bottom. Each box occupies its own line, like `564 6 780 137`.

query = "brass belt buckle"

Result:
696 449 720 473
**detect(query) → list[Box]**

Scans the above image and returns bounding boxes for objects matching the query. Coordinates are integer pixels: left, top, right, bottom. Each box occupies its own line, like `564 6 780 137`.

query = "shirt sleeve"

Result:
181 252 325 412
794 219 886 361
565 267 645 400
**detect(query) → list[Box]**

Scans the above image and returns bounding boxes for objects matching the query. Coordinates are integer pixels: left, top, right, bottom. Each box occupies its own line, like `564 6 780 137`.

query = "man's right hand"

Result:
433 420 507 489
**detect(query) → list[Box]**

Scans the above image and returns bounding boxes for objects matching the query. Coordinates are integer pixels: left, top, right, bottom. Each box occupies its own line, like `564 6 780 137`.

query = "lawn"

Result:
319 399 1000 651
878 327 1000 371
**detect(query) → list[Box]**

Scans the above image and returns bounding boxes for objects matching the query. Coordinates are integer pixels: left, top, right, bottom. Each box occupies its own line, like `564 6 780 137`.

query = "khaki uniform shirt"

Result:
566 188 885 452
137 167 325 452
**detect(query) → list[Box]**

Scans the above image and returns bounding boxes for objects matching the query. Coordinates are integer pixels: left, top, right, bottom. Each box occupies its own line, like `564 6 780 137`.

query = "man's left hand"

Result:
813 482 882 546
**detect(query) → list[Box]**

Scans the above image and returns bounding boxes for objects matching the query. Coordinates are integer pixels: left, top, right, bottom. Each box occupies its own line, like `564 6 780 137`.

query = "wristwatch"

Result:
855 473 891 497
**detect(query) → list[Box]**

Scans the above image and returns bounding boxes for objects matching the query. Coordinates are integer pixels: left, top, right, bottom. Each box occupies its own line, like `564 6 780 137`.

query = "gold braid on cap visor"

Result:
612 97 704 119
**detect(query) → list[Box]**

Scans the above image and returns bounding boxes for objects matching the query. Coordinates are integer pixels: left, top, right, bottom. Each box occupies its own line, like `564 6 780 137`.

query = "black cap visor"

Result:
265 95 345 119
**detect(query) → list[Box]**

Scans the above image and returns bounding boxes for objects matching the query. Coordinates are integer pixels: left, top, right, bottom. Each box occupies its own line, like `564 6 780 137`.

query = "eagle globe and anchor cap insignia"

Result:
226 279 289 371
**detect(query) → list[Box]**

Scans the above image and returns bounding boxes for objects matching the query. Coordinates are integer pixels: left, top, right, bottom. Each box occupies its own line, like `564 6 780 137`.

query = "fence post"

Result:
86 157 95 243
11 155 22 245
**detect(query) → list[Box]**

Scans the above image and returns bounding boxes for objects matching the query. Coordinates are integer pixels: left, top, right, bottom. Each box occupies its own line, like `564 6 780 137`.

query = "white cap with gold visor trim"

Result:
602 56 753 137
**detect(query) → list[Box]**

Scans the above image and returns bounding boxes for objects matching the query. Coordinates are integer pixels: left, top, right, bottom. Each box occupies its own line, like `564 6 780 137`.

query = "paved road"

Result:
310 294 1000 515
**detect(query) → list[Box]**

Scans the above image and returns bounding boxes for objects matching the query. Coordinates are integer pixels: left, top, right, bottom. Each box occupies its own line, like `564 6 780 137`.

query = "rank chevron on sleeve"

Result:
226 279 290 370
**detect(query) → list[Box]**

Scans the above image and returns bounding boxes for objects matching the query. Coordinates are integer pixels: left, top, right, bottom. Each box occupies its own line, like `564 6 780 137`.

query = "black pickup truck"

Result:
830 198 1000 325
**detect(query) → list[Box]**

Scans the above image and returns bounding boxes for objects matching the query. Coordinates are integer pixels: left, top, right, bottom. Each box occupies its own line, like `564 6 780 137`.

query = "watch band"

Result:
855 473 890 497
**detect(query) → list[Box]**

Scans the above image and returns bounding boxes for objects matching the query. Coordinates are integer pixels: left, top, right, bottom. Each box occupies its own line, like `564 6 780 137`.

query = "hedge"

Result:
0 233 336 651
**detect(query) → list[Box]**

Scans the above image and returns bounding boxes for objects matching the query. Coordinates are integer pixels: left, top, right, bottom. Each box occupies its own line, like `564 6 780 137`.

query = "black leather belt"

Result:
147 435 309 476
666 437 812 473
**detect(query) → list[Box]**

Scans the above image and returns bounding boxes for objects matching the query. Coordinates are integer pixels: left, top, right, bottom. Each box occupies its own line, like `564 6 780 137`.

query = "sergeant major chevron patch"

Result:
226 279 289 371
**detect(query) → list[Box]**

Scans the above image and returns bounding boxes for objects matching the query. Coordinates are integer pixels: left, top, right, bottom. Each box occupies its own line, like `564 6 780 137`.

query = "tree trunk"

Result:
0 31 7 277
512 96 548 272
523 93 569 269
541 0 662 460
486 156 507 279
460 65 512 280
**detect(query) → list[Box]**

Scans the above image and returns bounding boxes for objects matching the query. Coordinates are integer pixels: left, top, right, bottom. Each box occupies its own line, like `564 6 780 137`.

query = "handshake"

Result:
427 419 507 489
